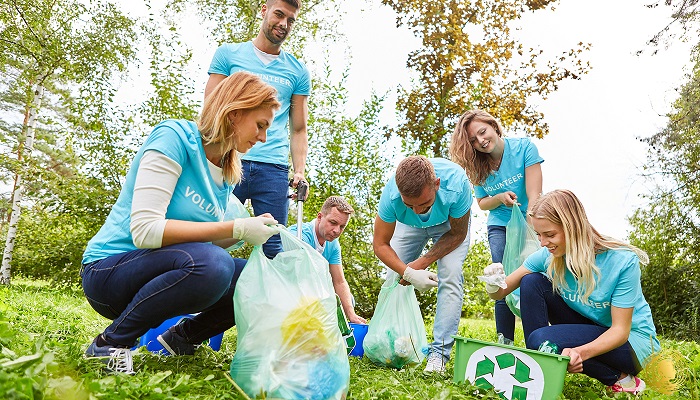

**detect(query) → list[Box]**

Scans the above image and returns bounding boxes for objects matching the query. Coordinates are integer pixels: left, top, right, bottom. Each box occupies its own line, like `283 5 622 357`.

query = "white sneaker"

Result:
85 338 134 374
424 352 446 373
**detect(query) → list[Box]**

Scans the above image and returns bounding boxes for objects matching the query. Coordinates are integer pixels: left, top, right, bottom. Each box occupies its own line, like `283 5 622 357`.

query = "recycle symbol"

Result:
474 353 534 400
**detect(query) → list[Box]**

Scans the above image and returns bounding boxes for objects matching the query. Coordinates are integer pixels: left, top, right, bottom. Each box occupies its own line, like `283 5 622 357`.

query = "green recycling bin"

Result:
452 336 570 400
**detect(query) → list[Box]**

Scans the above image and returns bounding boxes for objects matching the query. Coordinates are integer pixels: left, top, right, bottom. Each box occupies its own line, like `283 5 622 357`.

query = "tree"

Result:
302 64 393 317
166 0 336 57
381 0 590 156
0 0 137 284
628 43 700 340
644 0 700 53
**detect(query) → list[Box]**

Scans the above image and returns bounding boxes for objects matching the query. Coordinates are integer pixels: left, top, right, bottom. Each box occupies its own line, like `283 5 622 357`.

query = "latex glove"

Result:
483 262 505 276
478 263 507 293
232 216 279 246
402 267 438 292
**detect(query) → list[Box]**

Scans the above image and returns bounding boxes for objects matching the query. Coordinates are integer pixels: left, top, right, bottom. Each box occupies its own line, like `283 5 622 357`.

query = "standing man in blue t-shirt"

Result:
205 0 310 258
373 155 473 373
288 196 366 324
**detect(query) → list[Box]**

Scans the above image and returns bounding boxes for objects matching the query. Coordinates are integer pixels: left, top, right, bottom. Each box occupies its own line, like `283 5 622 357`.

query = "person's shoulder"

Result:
221 41 248 50
145 120 199 159
525 247 551 270
506 136 536 150
431 158 466 175
600 247 639 265
379 177 402 206
151 119 197 139
280 50 308 69
431 158 469 187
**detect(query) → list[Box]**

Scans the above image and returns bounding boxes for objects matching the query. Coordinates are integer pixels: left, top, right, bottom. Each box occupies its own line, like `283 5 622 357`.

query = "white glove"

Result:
478 263 507 294
232 216 279 246
402 267 438 292
483 262 505 276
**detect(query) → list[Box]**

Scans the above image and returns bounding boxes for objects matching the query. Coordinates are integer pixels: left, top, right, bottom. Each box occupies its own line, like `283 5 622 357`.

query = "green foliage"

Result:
380 0 591 156
166 0 338 59
303 65 391 318
12 209 93 285
138 20 200 125
461 239 495 319
630 43 700 342
3 279 699 399
0 0 139 282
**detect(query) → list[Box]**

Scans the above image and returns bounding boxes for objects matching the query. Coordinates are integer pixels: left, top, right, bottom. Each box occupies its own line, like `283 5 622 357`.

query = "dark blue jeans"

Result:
233 160 290 258
81 242 245 347
520 273 642 385
488 225 515 341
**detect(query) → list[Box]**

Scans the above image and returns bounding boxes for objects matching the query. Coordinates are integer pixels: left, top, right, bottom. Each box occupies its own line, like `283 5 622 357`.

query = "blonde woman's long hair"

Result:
198 71 280 184
530 189 649 303
450 109 504 185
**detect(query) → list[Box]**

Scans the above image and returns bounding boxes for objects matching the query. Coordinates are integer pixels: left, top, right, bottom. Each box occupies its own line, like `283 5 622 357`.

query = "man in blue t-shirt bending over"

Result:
289 196 366 325
373 155 473 373
205 0 310 258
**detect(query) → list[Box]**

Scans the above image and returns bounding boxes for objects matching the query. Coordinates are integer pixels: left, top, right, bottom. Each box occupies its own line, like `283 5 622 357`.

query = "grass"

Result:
1 278 699 399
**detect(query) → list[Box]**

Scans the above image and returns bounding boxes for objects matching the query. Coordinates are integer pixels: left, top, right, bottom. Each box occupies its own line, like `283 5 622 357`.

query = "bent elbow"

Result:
130 218 165 249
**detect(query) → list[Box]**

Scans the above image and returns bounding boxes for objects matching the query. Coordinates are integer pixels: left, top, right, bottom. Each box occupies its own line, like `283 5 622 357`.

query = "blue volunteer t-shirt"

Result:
523 247 660 366
208 42 311 166
288 221 341 265
378 158 473 228
82 120 232 264
474 137 544 227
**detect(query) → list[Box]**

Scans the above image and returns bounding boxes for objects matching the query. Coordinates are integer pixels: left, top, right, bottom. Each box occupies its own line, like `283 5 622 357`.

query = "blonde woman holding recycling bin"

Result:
450 109 543 346
482 189 659 394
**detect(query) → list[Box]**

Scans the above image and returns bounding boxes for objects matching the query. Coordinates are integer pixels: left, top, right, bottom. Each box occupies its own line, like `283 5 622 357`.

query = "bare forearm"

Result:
477 195 503 211
373 242 407 275
419 230 466 266
290 131 307 176
334 281 356 315
161 220 234 247
574 326 629 361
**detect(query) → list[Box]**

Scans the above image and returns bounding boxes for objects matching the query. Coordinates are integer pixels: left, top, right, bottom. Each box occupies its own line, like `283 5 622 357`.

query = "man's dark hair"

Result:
395 156 436 198
267 0 301 8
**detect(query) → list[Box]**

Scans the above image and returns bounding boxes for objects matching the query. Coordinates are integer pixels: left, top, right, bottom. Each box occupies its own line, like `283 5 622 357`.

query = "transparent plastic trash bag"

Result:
502 204 540 317
223 195 250 251
230 228 350 400
362 277 429 369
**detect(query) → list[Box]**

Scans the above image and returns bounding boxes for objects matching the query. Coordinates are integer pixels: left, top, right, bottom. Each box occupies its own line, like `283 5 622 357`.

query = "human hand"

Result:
402 267 438 292
348 314 367 324
499 191 517 206
232 216 279 246
562 348 583 373
289 173 309 201
483 262 504 276
478 263 507 294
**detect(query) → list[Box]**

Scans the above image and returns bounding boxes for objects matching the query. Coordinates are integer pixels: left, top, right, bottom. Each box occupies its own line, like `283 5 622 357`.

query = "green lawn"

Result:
1 279 698 399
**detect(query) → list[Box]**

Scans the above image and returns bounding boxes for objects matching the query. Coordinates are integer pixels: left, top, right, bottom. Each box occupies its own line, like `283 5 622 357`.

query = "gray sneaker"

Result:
497 333 514 346
424 352 447 373
84 337 134 374
157 326 196 355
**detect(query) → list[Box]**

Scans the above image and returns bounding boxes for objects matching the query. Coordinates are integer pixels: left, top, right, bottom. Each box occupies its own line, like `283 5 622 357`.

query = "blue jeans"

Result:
487 225 516 341
233 160 290 258
385 220 471 361
520 273 642 385
81 242 246 347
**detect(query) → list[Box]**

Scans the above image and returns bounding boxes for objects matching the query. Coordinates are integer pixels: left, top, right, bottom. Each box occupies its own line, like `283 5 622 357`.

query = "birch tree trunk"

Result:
1 84 44 285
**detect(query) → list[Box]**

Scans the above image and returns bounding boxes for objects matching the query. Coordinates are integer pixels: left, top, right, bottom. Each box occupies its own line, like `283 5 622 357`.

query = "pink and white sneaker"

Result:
609 375 646 395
